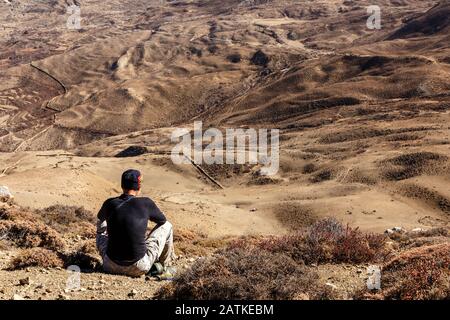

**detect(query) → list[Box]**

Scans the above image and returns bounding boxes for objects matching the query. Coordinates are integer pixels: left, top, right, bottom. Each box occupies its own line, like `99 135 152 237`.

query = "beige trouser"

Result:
96 221 175 277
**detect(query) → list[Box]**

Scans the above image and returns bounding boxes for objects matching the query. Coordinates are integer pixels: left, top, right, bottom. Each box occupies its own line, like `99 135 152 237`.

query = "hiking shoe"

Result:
148 262 164 277
156 266 177 281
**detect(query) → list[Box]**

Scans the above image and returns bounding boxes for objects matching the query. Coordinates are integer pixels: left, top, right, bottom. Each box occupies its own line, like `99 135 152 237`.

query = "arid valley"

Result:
0 0 449 300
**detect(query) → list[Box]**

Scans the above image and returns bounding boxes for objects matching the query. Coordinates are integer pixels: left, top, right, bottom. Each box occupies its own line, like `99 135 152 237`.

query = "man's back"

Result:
97 194 166 265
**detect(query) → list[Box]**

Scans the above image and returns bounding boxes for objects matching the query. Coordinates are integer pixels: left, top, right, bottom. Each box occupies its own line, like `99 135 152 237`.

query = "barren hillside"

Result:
0 0 449 300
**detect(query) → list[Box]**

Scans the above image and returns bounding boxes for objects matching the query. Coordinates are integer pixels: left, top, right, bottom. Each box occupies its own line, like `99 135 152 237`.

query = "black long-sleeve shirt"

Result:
97 194 166 265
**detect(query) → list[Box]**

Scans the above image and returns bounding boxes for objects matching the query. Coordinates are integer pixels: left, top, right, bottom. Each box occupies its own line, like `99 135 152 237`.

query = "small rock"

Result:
12 294 25 300
325 282 338 290
356 269 363 274
19 277 31 286
128 289 138 297
287 30 300 41
385 226 406 234
411 228 424 233
0 186 13 203
250 208 257 212
57 294 69 300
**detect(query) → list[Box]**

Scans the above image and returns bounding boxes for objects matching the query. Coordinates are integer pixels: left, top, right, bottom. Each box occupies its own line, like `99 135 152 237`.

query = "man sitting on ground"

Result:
96 169 175 278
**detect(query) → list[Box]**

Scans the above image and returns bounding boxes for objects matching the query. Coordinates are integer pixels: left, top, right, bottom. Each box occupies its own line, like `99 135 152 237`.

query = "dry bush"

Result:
174 228 232 257
302 163 317 174
8 248 64 270
341 168 378 185
247 175 281 186
387 227 448 243
157 248 331 300
254 233 309 263
0 205 95 251
35 205 96 235
227 235 266 251
414 228 448 238
386 133 421 141
309 168 336 183
303 217 345 262
248 177 280 185
382 152 448 181
76 222 96 239
200 163 253 180
174 228 205 242
333 227 387 264
399 184 450 214
37 205 94 223
387 227 449 250
0 206 34 221
62 240 102 270
0 219 65 251
381 243 450 300
0 238 11 250
319 128 388 144
231 218 387 265
174 228 207 256
305 219 387 264
0 205 100 272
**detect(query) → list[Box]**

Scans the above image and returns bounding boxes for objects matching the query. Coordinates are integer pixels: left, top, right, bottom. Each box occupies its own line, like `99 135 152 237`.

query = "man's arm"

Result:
96 199 115 258
97 200 109 237
147 199 167 228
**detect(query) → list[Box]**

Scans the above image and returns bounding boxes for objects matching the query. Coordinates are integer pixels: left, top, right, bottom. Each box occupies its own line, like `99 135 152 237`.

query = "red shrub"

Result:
9 248 64 270
381 243 450 300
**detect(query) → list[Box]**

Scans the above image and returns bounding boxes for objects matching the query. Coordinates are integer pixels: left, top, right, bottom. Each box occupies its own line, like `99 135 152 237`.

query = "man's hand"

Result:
96 219 107 235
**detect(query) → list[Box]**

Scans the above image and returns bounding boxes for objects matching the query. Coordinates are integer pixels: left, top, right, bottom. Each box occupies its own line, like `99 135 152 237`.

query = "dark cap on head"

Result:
121 169 142 191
